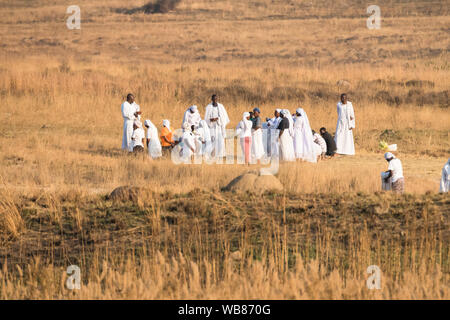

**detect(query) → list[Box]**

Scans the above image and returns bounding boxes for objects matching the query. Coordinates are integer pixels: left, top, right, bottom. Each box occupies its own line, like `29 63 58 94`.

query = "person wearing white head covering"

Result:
144 119 162 159
204 95 230 160
182 105 201 129
266 109 282 157
196 120 212 157
236 112 253 164
335 93 355 155
180 122 196 163
439 158 450 193
293 108 317 163
383 152 404 194
160 119 176 157
277 110 295 162
131 119 145 153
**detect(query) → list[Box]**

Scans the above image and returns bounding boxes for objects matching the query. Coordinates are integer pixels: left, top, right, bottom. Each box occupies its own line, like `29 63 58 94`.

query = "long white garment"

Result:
182 106 201 129
279 130 295 162
313 133 327 153
267 116 281 157
181 131 196 162
121 101 136 152
439 159 450 193
293 108 317 163
252 127 265 161
204 103 230 158
145 120 162 159
132 127 145 149
335 101 355 155
197 120 212 156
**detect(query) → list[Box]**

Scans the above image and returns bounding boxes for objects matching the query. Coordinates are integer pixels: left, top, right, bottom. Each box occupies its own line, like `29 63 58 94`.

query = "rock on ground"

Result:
222 172 283 194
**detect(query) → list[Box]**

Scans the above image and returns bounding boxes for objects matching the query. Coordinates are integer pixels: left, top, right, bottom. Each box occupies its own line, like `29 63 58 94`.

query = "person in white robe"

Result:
182 105 201 130
144 119 162 159
236 112 253 164
121 94 139 152
131 120 146 153
266 109 282 157
312 130 327 159
180 122 196 163
440 158 450 193
277 110 295 162
251 107 265 163
293 108 317 163
204 94 230 160
335 93 355 155
196 120 212 157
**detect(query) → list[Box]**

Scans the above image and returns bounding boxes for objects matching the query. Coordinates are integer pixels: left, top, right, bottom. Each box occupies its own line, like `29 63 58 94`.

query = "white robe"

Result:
181 131 196 162
182 109 201 129
146 122 162 159
293 109 317 163
279 129 295 162
252 127 265 161
121 101 136 152
335 101 355 155
440 160 450 193
267 117 281 157
197 120 212 157
204 103 230 159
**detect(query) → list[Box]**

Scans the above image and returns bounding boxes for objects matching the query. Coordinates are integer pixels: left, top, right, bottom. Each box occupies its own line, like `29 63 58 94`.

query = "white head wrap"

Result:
243 112 250 120
134 119 142 128
162 119 171 131
384 152 395 160
276 108 282 114
189 105 198 112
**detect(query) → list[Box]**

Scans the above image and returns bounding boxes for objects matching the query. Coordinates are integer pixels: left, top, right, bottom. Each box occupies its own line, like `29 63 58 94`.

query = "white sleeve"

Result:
349 103 356 128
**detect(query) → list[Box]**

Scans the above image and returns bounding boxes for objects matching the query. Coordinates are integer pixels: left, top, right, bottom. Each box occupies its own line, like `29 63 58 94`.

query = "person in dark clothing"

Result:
320 127 337 157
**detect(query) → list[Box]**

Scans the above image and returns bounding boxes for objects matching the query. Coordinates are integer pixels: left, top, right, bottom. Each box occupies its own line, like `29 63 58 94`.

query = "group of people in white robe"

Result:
121 92 450 193
121 93 355 164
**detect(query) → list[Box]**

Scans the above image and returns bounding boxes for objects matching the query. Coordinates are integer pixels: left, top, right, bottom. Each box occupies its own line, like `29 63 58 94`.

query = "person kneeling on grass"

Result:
312 130 327 160
383 152 404 194
131 120 146 154
319 127 337 158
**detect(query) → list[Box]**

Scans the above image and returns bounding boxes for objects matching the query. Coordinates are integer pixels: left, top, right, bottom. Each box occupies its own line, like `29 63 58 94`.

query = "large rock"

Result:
222 172 283 194
108 186 147 202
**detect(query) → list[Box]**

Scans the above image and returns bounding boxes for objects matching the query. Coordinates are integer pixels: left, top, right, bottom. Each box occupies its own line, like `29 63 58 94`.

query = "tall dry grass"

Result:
0 0 448 299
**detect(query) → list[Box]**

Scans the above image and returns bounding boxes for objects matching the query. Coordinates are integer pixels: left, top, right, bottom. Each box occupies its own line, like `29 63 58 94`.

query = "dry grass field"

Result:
0 0 449 299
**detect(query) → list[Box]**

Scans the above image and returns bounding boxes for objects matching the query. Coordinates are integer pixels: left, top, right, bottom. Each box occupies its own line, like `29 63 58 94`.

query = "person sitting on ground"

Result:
160 119 176 157
319 127 337 157
383 152 404 194
312 130 327 160
131 120 145 154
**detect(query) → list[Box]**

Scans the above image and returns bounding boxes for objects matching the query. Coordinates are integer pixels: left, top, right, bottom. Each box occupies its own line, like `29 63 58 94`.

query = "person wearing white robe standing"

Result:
196 120 212 158
236 112 253 165
181 122 196 163
277 110 295 162
121 93 139 152
204 94 230 160
182 105 201 130
335 93 355 155
440 158 450 193
251 107 265 163
293 108 317 163
144 119 162 159
267 109 282 157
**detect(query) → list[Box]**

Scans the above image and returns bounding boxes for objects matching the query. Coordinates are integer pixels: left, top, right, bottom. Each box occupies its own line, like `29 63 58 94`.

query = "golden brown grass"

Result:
0 0 448 299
